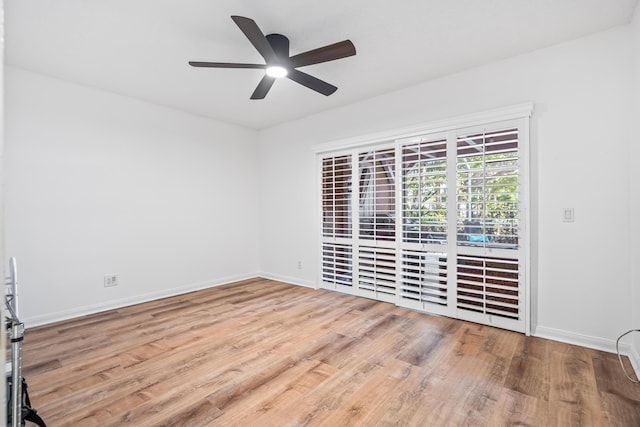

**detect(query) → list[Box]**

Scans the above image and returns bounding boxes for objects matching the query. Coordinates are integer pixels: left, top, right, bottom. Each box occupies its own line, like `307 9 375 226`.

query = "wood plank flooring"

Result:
20 278 640 426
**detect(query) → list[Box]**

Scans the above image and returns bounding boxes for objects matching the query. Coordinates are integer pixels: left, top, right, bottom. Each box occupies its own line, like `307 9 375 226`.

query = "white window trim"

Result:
313 103 533 154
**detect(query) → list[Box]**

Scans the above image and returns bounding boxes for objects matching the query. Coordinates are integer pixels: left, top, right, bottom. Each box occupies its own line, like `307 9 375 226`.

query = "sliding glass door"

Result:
320 114 529 333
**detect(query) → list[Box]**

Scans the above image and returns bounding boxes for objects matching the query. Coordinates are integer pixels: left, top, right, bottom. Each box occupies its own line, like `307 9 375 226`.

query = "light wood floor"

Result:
21 278 640 426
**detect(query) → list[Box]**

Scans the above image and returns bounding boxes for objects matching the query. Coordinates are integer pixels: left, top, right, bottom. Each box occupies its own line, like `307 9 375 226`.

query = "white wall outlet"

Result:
104 274 118 287
297 260 302 270
563 208 575 222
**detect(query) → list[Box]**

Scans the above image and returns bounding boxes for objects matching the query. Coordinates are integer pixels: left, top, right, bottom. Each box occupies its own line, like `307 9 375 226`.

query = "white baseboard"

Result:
534 325 640 378
257 271 316 289
24 272 258 328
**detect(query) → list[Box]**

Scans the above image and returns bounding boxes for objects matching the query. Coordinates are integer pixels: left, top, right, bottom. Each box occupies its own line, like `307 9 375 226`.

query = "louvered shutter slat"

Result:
400 249 448 307
359 148 396 241
358 246 397 297
321 154 353 290
321 242 353 287
401 138 448 245
456 255 520 320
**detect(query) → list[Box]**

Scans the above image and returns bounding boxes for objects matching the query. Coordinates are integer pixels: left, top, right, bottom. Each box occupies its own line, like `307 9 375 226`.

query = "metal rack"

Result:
6 257 25 427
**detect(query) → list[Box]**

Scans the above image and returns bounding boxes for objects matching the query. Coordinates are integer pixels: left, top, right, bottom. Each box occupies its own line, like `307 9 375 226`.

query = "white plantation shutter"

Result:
356 147 397 302
358 246 396 303
322 155 352 239
318 107 530 334
359 147 395 242
456 128 519 248
456 255 519 319
400 250 448 311
322 243 353 288
401 138 448 244
455 127 524 332
398 135 453 315
321 155 353 290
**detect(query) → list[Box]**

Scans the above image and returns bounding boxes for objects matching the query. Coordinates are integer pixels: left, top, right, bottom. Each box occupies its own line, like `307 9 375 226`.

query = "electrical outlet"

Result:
297 261 302 270
104 274 118 287
563 208 575 222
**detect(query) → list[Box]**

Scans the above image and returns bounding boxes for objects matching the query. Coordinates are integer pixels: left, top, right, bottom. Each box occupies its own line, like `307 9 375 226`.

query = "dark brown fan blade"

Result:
287 69 337 96
251 75 276 99
288 40 356 68
231 16 277 63
188 61 266 69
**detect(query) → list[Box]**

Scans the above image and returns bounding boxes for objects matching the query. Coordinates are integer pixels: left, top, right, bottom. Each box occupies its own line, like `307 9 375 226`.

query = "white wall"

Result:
258 25 635 352
4 67 260 326
1 0 6 420
630 4 640 369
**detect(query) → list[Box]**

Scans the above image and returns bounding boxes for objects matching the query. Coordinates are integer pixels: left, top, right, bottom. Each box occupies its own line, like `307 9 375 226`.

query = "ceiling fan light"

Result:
266 65 288 78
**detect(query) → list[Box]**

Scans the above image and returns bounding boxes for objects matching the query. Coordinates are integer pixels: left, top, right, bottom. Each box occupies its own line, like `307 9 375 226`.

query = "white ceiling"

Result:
5 0 639 130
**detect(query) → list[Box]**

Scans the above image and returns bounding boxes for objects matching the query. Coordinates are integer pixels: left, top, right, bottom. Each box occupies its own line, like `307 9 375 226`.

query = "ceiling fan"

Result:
189 16 356 100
